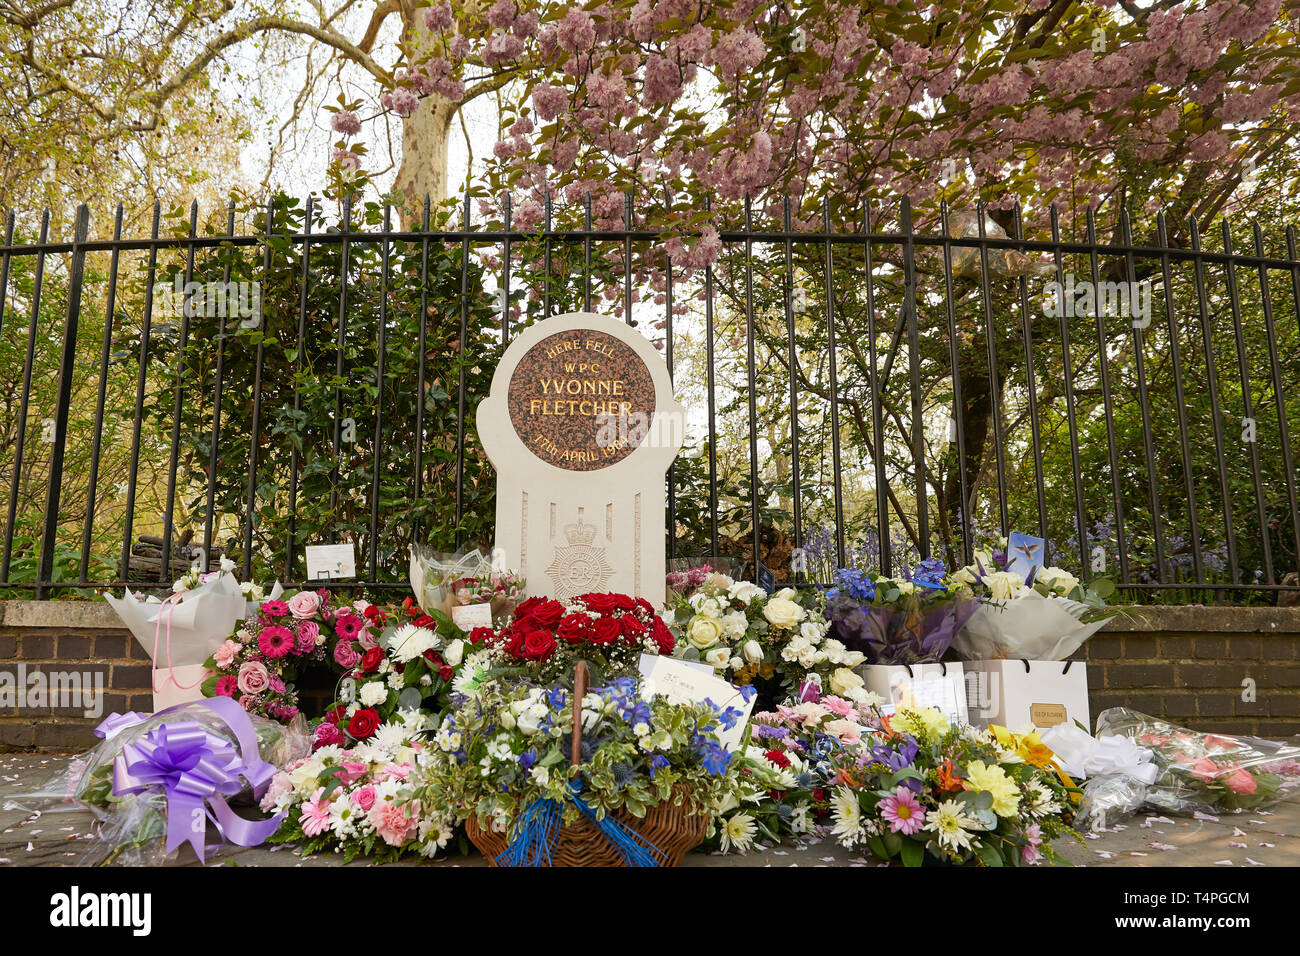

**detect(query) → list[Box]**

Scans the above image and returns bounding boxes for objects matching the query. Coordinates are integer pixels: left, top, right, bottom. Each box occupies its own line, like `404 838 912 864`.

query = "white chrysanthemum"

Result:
359 681 389 707
925 799 978 852
829 786 865 847
328 799 362 841
719 812 758 854
389 624 438 663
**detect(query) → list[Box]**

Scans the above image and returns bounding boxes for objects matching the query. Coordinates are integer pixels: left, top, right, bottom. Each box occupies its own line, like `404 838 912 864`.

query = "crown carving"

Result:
564 517 598 546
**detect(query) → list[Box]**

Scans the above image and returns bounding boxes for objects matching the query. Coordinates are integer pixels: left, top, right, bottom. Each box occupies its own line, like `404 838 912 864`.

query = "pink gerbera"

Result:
214 675 238 697
879 787 927 835
334 614 363 640
261 599 290 618
258 624 294 658
300 787 332 837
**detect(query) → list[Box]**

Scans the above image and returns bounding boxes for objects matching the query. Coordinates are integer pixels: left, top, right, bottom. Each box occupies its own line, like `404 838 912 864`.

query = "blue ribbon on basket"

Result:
495 780 668 867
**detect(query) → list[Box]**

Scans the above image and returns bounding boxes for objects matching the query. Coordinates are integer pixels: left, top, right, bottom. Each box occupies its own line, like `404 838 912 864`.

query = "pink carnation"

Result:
369 799 421 847
213 639 240 669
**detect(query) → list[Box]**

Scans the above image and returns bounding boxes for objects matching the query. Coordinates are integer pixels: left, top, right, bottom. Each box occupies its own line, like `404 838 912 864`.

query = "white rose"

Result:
443 638 465 667
359 682 388 706
722 610 750 639
741 640 764 664
763 597 805 629
1038 566 1079 596
799 621 825 643
704 646 731 669
952 566 980 587
983 570 1027 601
516 709 542 735
829 667 864 697
687 615 725 650
728 581 764 604
774 587 798 600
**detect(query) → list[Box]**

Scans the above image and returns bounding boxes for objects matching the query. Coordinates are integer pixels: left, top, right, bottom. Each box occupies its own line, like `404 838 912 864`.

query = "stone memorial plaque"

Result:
506 329 655 471
477 312 685 604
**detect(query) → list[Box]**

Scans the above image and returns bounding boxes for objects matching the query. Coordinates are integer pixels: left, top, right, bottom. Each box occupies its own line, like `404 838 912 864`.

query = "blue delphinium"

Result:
910 557 948 590
827 567 876 603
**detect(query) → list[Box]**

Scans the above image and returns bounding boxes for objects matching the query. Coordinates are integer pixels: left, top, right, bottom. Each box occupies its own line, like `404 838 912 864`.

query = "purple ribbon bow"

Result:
108 697 283 864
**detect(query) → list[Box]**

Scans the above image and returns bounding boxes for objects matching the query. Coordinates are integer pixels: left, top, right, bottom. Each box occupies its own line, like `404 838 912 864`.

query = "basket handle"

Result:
570 660 589 767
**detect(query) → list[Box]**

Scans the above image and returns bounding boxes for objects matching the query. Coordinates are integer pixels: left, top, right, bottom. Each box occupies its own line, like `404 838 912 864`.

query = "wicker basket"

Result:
465 662 709 867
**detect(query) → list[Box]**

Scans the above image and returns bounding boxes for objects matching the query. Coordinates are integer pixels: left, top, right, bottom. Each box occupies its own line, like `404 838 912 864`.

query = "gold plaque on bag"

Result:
1030 703 1068 728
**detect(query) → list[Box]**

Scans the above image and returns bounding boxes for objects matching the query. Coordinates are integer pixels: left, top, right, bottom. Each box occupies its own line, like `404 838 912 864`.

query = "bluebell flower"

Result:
519 749 538 771
911 557 948 590
649 754 670 778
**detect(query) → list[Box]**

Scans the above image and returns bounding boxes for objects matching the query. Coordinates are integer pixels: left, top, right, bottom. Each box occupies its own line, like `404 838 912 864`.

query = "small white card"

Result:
451 602 494 630
305 544 356 581
637 653 713 679
638 654 755 751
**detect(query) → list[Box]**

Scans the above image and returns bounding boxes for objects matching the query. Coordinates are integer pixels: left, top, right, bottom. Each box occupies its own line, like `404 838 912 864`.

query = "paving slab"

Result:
4 752 1299 867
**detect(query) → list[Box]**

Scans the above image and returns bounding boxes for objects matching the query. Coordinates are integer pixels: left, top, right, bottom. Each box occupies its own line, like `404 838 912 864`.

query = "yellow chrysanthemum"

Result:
964 760 1021 817
892 706 950 742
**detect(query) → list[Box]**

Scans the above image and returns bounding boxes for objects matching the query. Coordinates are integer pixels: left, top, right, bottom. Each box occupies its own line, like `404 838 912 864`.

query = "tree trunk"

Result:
393 11 458 225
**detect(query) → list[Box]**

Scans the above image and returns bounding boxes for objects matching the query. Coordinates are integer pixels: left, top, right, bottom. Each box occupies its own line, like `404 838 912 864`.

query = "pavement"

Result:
3 752 1298 868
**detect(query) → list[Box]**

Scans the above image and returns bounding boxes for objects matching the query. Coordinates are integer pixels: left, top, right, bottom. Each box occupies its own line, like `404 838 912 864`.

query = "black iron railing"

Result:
1 191 1298 602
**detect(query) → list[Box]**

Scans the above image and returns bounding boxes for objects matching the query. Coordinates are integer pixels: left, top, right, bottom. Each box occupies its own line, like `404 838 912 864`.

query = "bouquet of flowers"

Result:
669 574 858 704
105 566 256 709
11 700 310 866
950 536 1115 661
314 598 477 750
409 545 524 624
414 676 741 841
706 694 877 854
481 593 675 684
1092 708 1300 815
827 705 1077 866
263 710 457 863
823 561 978 666
202 588 369 723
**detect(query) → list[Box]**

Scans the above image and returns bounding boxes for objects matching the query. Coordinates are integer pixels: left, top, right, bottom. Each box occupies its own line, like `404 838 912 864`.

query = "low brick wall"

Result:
0 601 153 750
3 600 1300 750
1082 606 1300 737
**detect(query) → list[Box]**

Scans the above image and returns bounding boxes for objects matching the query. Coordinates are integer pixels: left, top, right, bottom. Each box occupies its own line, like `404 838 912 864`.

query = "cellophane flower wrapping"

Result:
408 546 524 625
823 567 977 666
7 705 310 865
953 590 1108 661
1095 708 1300 816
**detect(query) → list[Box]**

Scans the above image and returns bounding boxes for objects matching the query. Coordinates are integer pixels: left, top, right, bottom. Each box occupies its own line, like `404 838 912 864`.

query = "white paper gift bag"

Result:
857 662 969 725
104 572 249 711
962 659 1089 731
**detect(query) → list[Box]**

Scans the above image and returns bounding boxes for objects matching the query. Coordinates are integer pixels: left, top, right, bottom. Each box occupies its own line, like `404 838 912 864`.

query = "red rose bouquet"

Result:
483 592 675 684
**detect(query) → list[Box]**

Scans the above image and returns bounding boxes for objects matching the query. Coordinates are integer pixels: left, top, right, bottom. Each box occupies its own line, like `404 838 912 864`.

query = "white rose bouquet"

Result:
950 541 1116 661
668 573 856 705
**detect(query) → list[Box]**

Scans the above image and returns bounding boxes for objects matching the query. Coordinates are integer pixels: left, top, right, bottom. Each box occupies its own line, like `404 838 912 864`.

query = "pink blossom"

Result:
533 83 568 121
423 2 453 32
351 785 377 812
557 7 596 53
215 674 238 698
487 0 516 30
295 619 319 653
387 88 420 118
329 111 361 136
